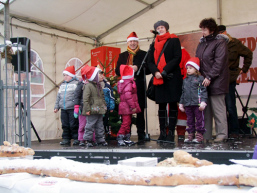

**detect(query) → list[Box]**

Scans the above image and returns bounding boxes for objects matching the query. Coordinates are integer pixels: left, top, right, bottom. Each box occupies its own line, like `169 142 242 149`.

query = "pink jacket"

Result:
117 79 141 115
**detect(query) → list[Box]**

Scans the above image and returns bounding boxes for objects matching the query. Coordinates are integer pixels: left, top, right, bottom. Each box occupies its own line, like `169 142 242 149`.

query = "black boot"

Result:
166 109 178 142
60 139 71 146
166 130 175 142
138 132 146 142
157 110 167 142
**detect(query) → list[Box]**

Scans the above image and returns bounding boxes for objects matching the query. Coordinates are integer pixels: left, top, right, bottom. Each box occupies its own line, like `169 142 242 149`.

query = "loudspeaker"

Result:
10 37 31 73
238 117 251 134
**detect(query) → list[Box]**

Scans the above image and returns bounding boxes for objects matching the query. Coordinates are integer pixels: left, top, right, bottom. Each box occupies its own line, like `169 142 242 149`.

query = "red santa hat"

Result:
127 32 139 42
63 65 75 77
81 65 100 81
185 57 200 71
120 65 134 81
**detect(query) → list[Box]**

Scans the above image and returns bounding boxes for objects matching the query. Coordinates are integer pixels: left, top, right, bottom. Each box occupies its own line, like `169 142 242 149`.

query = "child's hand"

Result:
199 102 207 111
54 109 58 113
110 110 113 113
179 104 185 112
86 111 90 115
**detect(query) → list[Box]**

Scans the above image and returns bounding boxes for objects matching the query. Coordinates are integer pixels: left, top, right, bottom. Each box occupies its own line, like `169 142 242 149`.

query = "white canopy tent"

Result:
0 0 256 141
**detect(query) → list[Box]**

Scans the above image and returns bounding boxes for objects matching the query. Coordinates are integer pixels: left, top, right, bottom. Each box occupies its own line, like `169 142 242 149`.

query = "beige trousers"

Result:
203 94 228 140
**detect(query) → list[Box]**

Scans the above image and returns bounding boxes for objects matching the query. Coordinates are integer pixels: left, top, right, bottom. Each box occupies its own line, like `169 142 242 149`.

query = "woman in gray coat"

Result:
195 18 229 142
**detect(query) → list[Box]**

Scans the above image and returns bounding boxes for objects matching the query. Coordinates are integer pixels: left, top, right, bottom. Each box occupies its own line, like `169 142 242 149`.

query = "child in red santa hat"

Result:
116 65 141 146
179 57 208 143
80 65 108 147
54 65 79 146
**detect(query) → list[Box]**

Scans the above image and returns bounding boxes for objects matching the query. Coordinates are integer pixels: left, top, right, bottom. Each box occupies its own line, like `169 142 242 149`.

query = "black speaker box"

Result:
238 117 251 134
10 37 31 73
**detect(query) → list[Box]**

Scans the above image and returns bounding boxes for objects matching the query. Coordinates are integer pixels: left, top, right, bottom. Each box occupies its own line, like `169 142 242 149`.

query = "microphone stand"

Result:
137 34 157 142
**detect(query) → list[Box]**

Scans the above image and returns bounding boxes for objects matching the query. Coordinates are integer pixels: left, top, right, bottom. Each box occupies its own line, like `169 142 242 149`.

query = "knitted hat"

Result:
63 65 75 77
218 25 226 32
154 20 169 31
186 57 200 71
120 65 134 80
127 32 139 42
81 65 100 81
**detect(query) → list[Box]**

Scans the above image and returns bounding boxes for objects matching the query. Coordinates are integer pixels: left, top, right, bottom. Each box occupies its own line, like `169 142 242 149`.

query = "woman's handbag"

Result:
146 39 170 101
146 76 155 101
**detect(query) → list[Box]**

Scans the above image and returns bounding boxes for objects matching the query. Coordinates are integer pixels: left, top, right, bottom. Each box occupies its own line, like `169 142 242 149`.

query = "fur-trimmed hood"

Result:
199 33 229 43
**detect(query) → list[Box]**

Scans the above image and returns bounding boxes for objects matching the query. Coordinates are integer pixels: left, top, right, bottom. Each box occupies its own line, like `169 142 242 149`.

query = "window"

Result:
66 58 83 80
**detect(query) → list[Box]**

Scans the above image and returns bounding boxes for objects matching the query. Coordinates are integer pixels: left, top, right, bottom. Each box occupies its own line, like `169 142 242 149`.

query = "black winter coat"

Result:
115 50 150 108
74 80 84 110
147 37 182 104
196 34 229 95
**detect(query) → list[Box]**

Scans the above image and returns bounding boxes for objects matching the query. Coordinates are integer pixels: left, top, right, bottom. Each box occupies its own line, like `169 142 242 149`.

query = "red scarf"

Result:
153 32 171 85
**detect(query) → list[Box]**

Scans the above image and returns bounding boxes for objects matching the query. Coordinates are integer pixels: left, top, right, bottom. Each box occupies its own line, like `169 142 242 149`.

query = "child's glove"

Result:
74 105 80 118
199 102 207 111
179 104 185 112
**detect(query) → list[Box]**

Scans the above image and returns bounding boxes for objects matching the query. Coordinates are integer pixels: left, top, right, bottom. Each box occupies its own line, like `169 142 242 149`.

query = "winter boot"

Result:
60 139 71 146
72 139 80 146
166 130 175 142
85 141 94 147
98 141 108 146
184 133 195 143
79 140 85 146
117 135 126 146
192 132 204 144
157 110 167 142
124 134 135 146
138 132 146 142
166 109 178 142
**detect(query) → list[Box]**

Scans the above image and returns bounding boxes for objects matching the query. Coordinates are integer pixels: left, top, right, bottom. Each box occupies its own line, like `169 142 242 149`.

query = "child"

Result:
74 79 90 146
117 65 141 146
179 57 208 143
99 72 115 136
81 65 108 147
54 65 79 146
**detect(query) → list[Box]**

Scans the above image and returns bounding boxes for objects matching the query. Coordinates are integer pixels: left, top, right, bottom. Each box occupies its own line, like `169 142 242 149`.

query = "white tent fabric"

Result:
0 0 257 141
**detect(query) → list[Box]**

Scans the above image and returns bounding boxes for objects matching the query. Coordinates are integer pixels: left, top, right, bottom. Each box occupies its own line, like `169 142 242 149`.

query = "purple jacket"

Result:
117 79 141 115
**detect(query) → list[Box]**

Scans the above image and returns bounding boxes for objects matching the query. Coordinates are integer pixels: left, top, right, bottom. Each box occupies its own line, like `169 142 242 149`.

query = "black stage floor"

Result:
32 135 256 165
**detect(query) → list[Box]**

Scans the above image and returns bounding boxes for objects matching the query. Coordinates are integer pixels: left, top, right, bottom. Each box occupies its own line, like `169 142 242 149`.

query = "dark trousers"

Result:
103 111 110 134
225 81 240 134
136 104 145 137
185 106 205 134
61 109 79 140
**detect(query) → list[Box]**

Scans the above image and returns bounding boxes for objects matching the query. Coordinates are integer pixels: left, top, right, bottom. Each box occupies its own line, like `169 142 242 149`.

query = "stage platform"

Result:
32 135 256 165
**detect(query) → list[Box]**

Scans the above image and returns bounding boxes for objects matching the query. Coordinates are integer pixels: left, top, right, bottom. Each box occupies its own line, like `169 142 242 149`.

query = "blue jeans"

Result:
225 81 239 134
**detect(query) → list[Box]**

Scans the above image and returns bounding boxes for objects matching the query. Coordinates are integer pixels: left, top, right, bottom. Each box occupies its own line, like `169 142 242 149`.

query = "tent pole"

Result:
217 0 222 25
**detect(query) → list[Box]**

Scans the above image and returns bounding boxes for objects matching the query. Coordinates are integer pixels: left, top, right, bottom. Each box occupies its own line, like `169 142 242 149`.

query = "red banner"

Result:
91 46 121 77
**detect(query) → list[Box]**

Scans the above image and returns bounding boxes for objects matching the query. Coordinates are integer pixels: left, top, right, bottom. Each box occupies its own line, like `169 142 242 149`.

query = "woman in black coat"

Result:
147 20 182 142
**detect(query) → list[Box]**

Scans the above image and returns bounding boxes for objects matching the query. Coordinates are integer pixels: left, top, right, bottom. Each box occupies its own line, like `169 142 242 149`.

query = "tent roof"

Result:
1 0 164 41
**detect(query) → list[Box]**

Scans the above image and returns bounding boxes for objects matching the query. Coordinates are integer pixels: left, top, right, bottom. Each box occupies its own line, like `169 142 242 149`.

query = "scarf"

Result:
127 46 140 66
153 32 171 85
